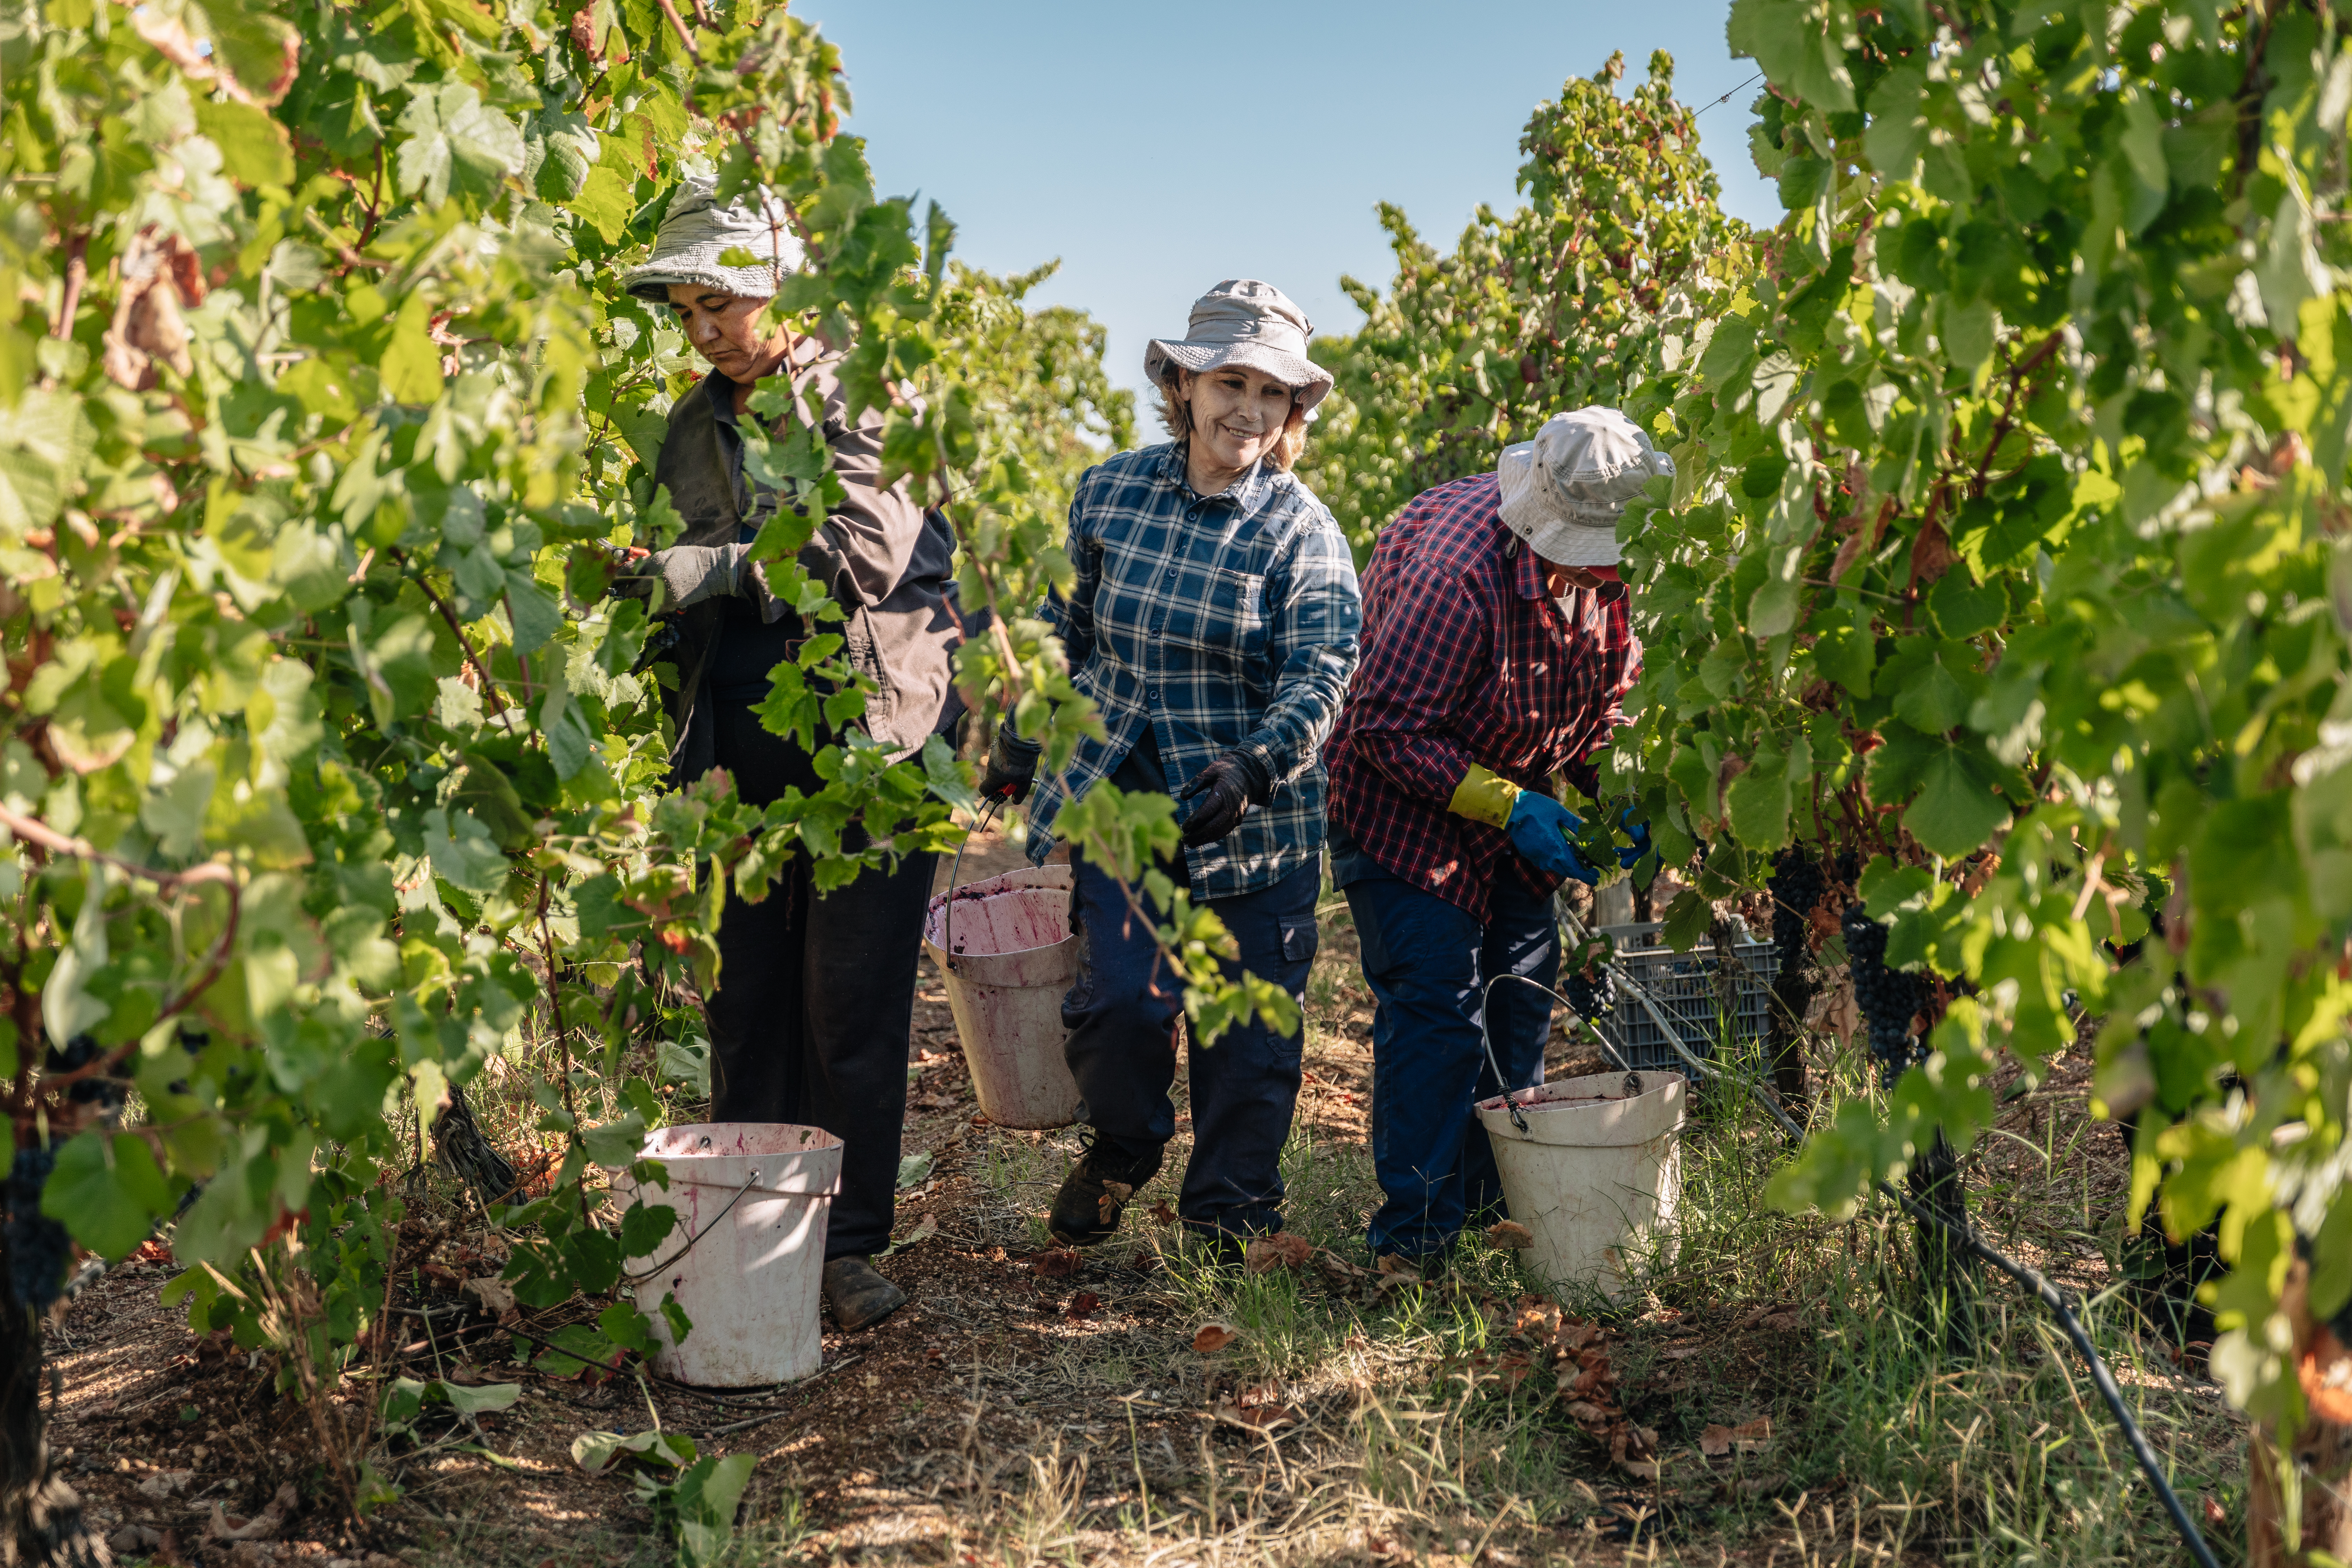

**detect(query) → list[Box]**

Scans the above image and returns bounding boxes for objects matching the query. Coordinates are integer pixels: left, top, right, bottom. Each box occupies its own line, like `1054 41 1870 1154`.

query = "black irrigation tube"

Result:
1484 964 2225 1568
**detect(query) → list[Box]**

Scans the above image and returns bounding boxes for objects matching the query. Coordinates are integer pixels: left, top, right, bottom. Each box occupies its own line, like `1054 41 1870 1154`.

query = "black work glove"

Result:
611 543 749 612
1177 751 1271 846
979 723 1039 804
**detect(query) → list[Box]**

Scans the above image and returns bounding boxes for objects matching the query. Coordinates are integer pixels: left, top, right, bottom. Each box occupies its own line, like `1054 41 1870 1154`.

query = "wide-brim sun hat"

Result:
1497 406 1676 567
621 175 805 302
1144 279 1335 413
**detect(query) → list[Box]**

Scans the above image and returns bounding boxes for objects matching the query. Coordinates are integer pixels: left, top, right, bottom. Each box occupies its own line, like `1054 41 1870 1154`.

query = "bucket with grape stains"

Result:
922 865 1081 1129
612 1121 841 1386
1475 1069 1685 1300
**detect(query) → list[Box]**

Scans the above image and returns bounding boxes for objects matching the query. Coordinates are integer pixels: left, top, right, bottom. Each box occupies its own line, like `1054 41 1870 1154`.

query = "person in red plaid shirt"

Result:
1324 407 1671 1271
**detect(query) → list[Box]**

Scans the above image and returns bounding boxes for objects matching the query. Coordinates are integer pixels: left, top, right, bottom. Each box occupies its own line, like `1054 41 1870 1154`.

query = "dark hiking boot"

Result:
1047 1132 1164 1247
821 1255 906 1331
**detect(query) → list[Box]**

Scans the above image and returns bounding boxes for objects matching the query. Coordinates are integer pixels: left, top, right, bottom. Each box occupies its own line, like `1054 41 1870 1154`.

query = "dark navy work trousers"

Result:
1341 867 1559 1260
1062 849 1320 1238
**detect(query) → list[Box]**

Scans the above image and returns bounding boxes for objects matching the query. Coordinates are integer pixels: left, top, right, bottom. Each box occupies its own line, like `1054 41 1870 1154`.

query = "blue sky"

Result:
804 1 1777 401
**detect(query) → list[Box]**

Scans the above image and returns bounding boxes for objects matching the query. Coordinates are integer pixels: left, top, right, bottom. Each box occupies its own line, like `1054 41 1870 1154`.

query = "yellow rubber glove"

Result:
1446 762 1521 828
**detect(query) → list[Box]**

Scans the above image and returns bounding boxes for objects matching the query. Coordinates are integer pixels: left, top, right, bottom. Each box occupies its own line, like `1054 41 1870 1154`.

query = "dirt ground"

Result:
40 829 2239 1567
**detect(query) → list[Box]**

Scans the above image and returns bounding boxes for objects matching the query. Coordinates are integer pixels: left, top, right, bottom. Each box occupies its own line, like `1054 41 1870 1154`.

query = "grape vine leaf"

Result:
1903 749 2009 861
43 1133 173 1259
395 82 527 208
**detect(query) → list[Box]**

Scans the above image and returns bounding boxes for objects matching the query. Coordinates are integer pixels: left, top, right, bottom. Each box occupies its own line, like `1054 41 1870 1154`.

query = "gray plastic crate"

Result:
1586 918 1777 1076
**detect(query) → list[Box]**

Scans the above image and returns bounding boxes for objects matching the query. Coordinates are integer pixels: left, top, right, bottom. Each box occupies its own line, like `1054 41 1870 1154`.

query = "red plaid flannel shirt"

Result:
1324 471 1641 924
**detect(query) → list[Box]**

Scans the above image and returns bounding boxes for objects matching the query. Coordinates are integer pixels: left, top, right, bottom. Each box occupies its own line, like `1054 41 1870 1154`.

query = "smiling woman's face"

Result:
1177 365 1300 479
665 284 790 382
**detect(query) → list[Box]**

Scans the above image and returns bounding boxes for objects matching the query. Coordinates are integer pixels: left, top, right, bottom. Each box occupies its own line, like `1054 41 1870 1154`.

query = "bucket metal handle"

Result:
1480 971 1650 1135
620 1172 761 1285
939 797 1003 975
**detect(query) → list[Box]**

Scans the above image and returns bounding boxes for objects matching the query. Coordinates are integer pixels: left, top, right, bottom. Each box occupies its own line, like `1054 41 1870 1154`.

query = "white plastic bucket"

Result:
921 865 1082 1129
614 1122 841 1387
1476 1070 1686 1300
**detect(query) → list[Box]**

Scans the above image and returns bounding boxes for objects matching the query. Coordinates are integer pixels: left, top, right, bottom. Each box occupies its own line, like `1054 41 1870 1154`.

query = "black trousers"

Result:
702 697 937 1260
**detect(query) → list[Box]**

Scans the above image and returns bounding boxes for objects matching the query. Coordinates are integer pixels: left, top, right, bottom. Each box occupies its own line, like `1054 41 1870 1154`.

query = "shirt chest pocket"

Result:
1160 566 1270 662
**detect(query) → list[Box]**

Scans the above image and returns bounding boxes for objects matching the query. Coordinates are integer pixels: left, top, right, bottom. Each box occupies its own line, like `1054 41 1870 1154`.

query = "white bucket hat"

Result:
622 176 805 302
1496 407 1676 566
1144 280 1335 411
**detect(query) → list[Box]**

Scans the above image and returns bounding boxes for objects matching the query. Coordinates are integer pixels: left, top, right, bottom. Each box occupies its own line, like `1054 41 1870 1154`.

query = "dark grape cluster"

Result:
48 1033 126 1112
1843 900 1924 1087
5 1146 69 1311
1768 849 1826 976
1564 965 1617 1020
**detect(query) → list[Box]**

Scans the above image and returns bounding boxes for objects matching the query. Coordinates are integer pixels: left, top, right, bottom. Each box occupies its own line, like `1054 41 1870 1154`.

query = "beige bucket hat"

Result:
1144 280 1335 411
1496 407 1676 566
622 176 804 302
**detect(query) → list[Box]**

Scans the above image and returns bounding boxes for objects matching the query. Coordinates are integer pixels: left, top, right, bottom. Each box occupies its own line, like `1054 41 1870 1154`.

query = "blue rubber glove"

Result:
1617 810 1653 870
1506 791 1598 884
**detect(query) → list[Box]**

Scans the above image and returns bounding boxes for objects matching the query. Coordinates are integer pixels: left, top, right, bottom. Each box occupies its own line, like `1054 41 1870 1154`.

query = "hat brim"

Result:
1521 520 1623 567
621 261 783 303
1144 338 1334 411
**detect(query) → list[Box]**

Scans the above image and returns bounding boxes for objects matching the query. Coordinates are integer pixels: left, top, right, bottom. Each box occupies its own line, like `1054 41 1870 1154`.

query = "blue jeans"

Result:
1062 850 1320 1238
1341 863 1559 1260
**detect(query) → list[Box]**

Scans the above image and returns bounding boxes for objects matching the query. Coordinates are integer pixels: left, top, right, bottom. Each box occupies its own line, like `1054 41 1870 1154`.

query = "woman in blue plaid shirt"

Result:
982 280 1363 1256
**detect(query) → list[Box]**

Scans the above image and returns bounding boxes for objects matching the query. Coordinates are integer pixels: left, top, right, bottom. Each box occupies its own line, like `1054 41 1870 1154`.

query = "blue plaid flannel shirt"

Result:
1021 442 1362 899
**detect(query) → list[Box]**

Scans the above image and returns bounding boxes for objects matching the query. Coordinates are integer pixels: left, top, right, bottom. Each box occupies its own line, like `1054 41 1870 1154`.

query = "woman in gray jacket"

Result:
616 177 957 1332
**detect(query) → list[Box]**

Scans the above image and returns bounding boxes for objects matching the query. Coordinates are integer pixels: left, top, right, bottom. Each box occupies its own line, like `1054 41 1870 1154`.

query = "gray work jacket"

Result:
651 348 960 782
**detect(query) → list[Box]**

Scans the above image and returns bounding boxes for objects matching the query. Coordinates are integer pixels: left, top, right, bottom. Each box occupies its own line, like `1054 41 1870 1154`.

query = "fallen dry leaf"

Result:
1610 1424 1661 1478
205 1483 297 1542
1212 1383 1298 1428
1064 1290 1102 1321
1030 1248 1080 1278
1244 1231 1312 1274
1192 1321 1239 1354
1511 1297 1561 1339
1150 1199 1178 1227
1761 1310 1802 1332
1314 1249 1371 1281
1097 1181 1133 1224
1661 1342 1702 1360
1485 1220 1535 1248
1556 1319 1603 1353
462 1275 517 1315
1700 1416 1772 1457
1558 1359 1611 1399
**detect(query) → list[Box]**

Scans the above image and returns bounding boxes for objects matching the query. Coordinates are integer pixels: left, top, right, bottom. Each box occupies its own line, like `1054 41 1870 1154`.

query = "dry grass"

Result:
51 862 2252 1568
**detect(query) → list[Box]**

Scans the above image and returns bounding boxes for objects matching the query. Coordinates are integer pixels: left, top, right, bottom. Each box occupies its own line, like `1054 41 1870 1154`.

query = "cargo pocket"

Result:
1280 916 1319 969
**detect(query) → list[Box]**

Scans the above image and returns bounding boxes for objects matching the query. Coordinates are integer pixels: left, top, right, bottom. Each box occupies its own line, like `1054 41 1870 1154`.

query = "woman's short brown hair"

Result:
1153 369 1311 473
